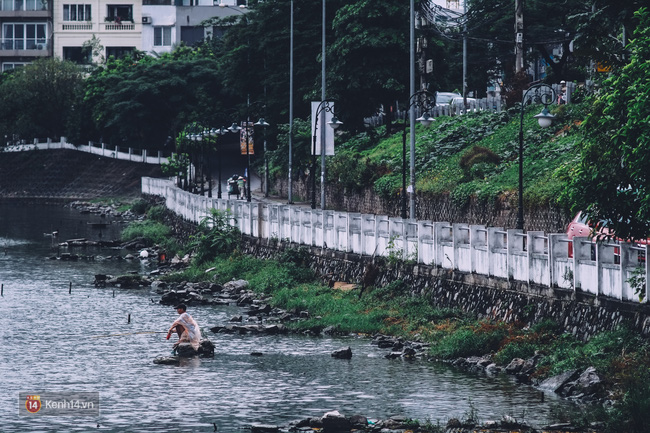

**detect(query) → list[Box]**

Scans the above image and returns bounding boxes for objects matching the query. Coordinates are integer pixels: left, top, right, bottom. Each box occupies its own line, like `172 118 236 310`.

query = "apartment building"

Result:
0 0 52 71
2 0 245 69
142 0 246 55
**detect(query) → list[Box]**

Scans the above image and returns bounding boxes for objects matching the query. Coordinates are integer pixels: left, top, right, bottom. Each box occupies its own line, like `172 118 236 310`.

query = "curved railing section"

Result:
1 137 169 165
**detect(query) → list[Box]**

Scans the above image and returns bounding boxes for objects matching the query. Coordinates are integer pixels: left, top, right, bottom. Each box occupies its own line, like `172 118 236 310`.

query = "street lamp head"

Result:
328 116 343 130
534 107 555 128
228 123 242 133
416 112 435 127
254 117 269 127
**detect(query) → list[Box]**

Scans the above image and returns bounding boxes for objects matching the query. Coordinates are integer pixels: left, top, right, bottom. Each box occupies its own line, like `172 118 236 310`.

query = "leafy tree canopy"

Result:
328 0 409 130
0 58 83 140
81 50 226 149
464 0 593 83
566 7 650 241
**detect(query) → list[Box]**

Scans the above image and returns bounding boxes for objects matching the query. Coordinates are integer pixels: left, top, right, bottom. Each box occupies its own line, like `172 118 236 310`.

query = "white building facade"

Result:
52 0 143 63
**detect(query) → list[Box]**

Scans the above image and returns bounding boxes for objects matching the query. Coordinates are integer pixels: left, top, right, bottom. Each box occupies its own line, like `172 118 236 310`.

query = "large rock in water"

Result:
538 369 580 393
322 411 352 433
175 339 215 357
557 367 605 400
154 339 215 364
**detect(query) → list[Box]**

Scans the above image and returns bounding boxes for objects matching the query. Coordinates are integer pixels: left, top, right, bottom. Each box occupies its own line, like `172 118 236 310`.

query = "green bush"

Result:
121 220 170 245
130 199 150 215
278 246 311 267
146 205 167 222
494 340 538 365
430 322 509 359
188 208 240 264
606 369 650 433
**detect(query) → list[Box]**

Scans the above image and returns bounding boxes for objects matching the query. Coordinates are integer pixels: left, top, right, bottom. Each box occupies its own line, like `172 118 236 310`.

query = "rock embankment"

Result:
237 409 589 433
451 354 607 403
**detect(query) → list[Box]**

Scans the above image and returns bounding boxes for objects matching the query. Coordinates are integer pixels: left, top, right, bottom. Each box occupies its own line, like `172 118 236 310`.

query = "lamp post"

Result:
254 118 270 197
229 118 271 202
311 100 342 209
517 83 556 229
208 127 228 199
400 91 436 219
186 131 204 195
228 122 248 201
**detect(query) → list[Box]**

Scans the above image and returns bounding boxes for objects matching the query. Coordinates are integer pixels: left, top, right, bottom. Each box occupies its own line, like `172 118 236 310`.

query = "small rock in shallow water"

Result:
153 356 179 365
250 424 279 433
331 347 352 359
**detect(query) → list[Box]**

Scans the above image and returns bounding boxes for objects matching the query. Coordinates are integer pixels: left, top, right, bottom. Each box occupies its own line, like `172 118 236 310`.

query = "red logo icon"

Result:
25 395 41 414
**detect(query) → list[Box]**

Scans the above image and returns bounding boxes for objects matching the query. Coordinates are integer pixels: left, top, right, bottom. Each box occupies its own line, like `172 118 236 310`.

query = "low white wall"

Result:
142 177 649 305
3 138 169 165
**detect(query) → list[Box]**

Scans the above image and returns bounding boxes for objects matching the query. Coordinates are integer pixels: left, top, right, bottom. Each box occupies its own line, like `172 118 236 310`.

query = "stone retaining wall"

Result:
272 177 571 233
242 235 650 341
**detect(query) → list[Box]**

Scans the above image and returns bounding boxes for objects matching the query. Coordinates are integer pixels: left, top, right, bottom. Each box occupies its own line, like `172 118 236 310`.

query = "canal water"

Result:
0 203 578 432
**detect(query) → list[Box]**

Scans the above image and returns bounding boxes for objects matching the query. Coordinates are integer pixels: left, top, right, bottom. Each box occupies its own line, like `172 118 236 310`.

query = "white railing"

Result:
2 137 169 165
143 177 649 305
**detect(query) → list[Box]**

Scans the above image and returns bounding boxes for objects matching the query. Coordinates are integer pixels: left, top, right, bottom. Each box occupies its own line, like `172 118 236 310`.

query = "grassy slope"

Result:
355 103 586 208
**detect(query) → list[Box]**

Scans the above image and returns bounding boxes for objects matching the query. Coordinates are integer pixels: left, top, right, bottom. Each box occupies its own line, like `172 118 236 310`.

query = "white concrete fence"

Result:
2 137 169 165
143 177 649 305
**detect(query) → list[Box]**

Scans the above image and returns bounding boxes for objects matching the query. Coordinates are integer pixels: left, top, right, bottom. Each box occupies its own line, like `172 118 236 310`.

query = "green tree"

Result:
206 0 344 125
0 58 83 140
328 0 409 132
566 8 650 241
463 0 595 86
570 0 646 70
81 50 227 149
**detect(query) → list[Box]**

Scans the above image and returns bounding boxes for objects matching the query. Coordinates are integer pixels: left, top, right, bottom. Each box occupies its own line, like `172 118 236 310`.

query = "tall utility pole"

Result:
462 0 467 103
409 0 415 219
514 0 524 73
288 0 294 204
319 0 327 210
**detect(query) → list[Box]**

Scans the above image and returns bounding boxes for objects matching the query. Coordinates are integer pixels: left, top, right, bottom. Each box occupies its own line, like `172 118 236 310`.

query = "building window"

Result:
106 4 132 22
63 46 91 64
1 0 42 11
180 26 204 47
153 26 171 46
2 23 47 50
2 62 28 72
211 25 226 39
106 46 134 59
63 4 92 21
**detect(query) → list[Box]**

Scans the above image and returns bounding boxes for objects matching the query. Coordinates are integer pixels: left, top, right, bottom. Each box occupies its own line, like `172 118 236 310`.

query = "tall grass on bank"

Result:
121 220 178 252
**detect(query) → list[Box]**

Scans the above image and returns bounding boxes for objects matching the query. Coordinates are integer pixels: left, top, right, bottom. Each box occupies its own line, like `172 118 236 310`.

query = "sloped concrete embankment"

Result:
0 149 164 201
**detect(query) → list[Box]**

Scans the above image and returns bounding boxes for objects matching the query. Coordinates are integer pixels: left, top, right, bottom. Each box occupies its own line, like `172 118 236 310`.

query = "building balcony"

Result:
57 21 139 32
0 40 51 56
0 9 49 17
61 22 93 31
103 22 136 31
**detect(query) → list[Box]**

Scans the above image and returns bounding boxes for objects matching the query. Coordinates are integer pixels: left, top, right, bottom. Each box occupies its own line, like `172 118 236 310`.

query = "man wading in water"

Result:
166 304 201 352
